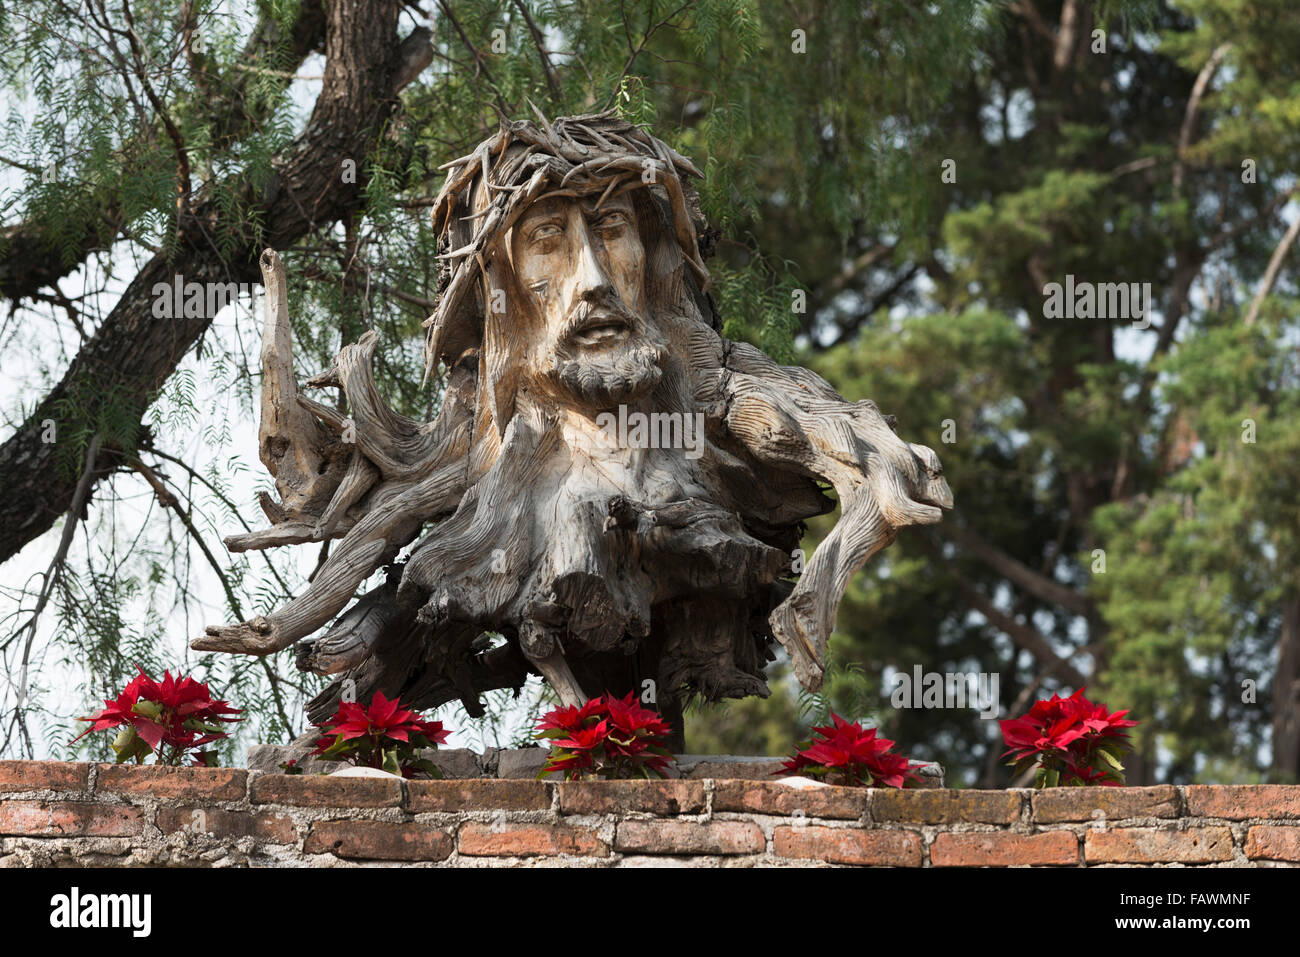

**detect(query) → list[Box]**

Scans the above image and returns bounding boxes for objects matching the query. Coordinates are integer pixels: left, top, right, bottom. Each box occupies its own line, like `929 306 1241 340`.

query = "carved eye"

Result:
595 210 629 231
529 222 563 244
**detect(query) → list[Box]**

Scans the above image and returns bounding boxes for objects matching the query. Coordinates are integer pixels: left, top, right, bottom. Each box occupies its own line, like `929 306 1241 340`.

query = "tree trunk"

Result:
1272 593 1300 780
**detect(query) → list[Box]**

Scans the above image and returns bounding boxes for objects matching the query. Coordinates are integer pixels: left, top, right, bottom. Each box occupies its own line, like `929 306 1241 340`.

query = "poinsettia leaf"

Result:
129 716 166 750
1093 747 1125 771
381 749 402 776
113 731 151 765
1094 740 1133 761
319 735 354 758
112 726 144 762
111 725 137 754
1012 755 1038 778
131 700 163 720
181 719 231 736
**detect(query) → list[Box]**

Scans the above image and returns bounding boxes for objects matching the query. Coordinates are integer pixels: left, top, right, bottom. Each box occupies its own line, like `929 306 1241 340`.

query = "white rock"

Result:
328 766 402 779
772 776 831 789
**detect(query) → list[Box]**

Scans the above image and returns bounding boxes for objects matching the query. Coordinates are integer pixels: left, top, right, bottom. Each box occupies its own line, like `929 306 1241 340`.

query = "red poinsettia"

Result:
1000 687 1138 787
535 691 675 780
311 690 450 778
72 666 242 766
778 712 921 787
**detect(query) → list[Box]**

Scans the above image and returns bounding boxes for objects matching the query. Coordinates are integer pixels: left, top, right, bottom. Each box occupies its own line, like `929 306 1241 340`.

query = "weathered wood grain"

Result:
193 114 952 724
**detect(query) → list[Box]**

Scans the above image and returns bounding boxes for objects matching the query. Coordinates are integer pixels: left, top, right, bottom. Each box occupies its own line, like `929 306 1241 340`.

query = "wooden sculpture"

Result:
192 111 952 734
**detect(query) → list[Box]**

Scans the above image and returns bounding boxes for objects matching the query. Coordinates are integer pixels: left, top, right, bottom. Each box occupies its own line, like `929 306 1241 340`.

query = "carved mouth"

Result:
570 315 630 347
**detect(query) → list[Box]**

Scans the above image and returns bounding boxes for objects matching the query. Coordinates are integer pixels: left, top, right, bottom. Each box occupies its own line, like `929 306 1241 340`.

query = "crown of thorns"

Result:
422 109 711 382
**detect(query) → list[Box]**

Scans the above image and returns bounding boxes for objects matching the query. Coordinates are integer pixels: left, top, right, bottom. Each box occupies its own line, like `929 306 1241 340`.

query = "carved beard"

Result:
536 292 668 409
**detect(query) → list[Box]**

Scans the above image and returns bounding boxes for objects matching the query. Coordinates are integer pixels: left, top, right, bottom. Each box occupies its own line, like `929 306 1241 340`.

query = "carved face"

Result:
509 191 666 410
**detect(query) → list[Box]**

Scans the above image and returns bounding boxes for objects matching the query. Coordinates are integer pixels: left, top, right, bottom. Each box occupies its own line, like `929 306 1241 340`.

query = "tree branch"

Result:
919 535 1089 688
512 0 563 104
3 433 102 758
943 519 1095 619
1244 203 1300 327
121 0 192 215
126 453 295 735
1173 43 1232 199
436 0 509 114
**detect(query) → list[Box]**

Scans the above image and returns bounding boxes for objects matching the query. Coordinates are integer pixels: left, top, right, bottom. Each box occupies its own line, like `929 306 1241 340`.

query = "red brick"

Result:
251 773 401 808
932 830 1078 866
1085 826 1233 864
305 820 452 861
408 779 550 813
873 789 1020 825
558 780 705 816
1033 785 1179 823
458 823 607 857
157 806 296 844
1184 785 1300 820
0 800 142 837
774 825 921 866
0 761 88 793
615 820 763 855
712 781 864 820
96 764 246 801
1244 826 1300 862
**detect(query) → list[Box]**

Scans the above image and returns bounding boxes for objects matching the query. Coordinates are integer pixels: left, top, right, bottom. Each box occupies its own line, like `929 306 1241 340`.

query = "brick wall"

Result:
1 761 1297 866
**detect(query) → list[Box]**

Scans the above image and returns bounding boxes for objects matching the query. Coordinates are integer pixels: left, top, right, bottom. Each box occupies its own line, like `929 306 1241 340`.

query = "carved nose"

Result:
574 222 614 301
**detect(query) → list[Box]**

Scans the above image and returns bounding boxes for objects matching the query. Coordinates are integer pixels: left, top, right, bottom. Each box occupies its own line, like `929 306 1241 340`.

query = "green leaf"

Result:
1094 740 1132 760
1093 747 1125 771
111 725 137 757
131 700 162 720
319 734 353 759
381 749 401 776
1011 756 1038 778
111 726 151 764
